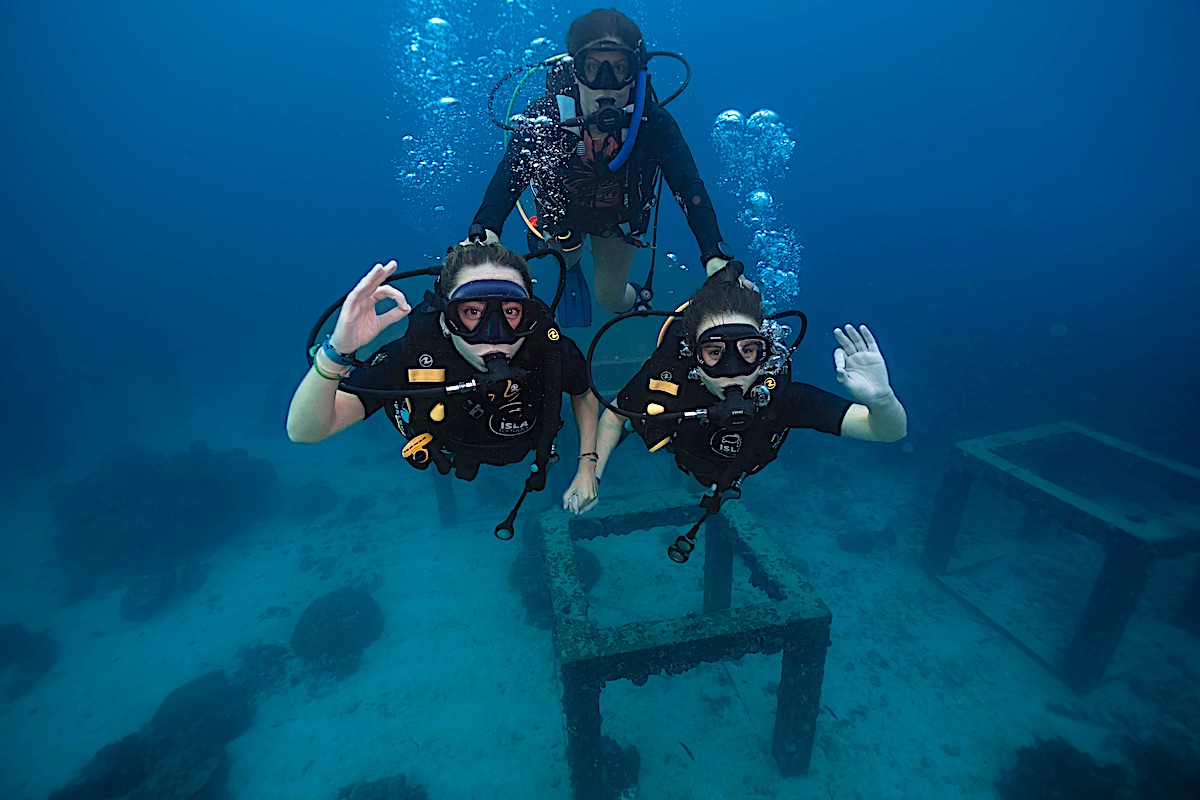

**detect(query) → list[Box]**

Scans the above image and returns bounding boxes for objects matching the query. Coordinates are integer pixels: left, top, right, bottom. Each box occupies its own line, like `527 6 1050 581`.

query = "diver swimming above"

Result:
467 7 737 325
287 243 600 537
588 263 908 561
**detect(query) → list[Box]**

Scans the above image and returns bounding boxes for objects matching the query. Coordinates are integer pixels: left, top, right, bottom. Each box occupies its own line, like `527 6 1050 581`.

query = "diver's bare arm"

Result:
839 394 908 443
286 353 367 443
562 391 602 513
594 408 629 482
571 391 600 457
833 324 908 443
288 261 411 444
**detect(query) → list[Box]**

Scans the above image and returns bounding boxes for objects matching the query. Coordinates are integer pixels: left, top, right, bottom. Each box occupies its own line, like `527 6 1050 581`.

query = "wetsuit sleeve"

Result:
558 336 592 396
472 143 525 237
645 105 725 258
337 341 407 419
782 382 853 435
471 97 557 236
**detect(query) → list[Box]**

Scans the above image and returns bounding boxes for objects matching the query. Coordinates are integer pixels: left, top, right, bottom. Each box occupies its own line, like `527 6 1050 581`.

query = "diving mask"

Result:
694 324 769 378
573 41 639 90
443 279 540 345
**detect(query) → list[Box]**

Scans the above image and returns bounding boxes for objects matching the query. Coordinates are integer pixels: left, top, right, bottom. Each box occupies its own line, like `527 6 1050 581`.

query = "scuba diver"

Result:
588 264 908 561
287 243 601 537
467 8 738 325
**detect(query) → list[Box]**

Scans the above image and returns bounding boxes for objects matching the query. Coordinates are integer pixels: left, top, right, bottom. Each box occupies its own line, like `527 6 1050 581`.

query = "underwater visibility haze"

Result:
1 1 1198 798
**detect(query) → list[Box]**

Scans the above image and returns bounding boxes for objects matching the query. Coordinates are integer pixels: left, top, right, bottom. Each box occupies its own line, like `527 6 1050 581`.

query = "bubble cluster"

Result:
387 9 472 198
385 1 555 206
383 0 685 219
711 108 802 311
504 112 574 230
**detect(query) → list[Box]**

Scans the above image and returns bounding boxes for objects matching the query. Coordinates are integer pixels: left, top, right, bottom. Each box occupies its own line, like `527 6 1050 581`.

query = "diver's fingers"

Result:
578 497 598 514
377 302 410 329
834 347 847 375
833 327 854 353
362 260 396 292
347 263 388 308
859 325 878 352
844 324 868 352
373 285 411 313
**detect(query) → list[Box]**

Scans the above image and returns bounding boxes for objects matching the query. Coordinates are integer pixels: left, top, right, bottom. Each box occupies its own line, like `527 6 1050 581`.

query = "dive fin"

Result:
557 262 592 328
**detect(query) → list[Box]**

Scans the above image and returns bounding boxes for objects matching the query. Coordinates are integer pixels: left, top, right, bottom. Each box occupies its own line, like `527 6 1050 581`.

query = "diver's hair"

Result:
567 8 644 55
439 243 534 297
682 273 764 343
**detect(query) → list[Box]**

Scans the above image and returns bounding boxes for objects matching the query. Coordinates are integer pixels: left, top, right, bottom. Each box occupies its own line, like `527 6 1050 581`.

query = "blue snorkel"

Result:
607 65 647 172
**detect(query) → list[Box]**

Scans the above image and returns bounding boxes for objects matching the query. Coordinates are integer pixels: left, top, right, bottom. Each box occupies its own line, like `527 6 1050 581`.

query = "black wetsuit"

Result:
473 89 725 257
617 324 852 490
339 309 590 479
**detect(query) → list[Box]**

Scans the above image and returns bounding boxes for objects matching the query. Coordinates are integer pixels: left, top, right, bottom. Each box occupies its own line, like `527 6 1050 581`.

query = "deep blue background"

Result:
2 0 1198 482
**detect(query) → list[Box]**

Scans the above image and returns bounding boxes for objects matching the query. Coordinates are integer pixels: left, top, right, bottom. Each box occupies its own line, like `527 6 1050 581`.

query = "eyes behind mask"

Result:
693 324 769 378
442 280 540 345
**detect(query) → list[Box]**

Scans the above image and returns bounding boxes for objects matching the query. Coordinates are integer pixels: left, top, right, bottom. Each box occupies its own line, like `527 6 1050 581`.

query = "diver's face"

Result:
694 312 763 398
576 39 633 111
444 264 528 368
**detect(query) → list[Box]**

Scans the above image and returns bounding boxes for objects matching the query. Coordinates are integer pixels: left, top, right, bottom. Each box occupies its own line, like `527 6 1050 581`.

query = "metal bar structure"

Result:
923 421 1200 692
538 492 831 799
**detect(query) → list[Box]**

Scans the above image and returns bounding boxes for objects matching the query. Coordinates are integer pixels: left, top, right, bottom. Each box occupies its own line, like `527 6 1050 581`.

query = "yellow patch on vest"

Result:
647 379 679 396
407 368 446 383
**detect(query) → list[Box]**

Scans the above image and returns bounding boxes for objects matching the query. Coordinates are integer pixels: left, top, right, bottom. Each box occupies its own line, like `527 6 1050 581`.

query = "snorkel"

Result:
607 64 646 172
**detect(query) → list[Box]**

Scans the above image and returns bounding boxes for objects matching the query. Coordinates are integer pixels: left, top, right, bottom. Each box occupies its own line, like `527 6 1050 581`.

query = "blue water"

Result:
2 1 1198 798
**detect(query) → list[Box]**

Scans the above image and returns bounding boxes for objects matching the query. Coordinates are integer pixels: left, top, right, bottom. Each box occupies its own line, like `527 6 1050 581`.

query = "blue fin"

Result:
557 262 592 328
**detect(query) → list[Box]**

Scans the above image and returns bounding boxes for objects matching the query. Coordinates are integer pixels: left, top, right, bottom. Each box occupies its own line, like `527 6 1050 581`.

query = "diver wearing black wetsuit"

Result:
287 243 602 535
340 306 590 481
472 92 726 260
616 325 852 490
591 267 908 561
466 9 736 317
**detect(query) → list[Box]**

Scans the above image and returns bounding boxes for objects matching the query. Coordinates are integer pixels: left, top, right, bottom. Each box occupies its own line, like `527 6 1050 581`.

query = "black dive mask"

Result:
694 324 769 378
442 279 541 345
573 41 639 90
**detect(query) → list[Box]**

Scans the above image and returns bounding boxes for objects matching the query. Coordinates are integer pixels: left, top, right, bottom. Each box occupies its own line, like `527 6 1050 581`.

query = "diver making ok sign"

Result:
287 243 600 539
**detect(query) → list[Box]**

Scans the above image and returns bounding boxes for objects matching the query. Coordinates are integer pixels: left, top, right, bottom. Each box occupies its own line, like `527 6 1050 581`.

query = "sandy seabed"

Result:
2 416 1197 800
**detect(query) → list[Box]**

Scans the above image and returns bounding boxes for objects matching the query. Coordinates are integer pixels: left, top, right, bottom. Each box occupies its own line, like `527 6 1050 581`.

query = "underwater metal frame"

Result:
923 420 1200 693
538 491 831 800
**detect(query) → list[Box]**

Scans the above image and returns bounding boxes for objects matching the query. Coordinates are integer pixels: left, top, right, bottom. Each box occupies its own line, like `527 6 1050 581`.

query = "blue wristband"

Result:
321 336 359 368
